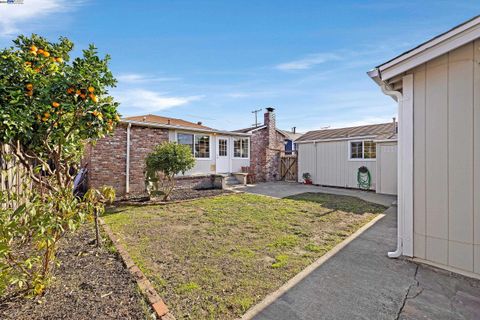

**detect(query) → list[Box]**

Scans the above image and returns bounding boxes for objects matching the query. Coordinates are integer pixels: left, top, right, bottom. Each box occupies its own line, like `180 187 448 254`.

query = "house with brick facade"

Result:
85 114 251 197
234 108 302 182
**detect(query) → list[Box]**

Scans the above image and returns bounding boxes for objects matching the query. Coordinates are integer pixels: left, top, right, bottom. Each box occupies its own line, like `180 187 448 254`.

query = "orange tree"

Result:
0 34 119 296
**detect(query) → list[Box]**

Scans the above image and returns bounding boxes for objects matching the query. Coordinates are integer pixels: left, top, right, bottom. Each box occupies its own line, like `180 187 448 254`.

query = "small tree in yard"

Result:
0 34 120 296
145 142 195 201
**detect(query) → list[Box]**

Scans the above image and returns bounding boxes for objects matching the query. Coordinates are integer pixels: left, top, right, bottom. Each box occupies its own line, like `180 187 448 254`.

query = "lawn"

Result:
104 192 386 319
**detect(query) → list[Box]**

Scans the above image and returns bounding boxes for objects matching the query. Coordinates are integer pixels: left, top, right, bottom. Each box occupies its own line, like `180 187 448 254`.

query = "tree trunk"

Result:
94 208 102 248
162 175 175 201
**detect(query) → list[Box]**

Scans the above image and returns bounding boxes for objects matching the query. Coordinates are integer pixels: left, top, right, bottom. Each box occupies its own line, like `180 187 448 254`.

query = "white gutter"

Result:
126 122 131 194
380 82 403 258
120 120 251 137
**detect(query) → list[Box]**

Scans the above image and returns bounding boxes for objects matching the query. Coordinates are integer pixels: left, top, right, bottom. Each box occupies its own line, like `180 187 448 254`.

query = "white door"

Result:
216 136 230 173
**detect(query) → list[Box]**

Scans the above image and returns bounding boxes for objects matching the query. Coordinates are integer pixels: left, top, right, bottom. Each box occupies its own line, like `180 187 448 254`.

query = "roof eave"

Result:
120 120 251 136
372 15 480 82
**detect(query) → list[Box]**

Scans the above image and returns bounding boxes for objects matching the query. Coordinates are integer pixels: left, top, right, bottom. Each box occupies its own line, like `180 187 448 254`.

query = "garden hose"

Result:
357 166 371 190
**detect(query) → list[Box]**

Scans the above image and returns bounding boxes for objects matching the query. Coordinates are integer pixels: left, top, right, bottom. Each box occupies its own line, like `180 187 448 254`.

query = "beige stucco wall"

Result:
298 141 377 190
376 142 397 195
409 39 480 275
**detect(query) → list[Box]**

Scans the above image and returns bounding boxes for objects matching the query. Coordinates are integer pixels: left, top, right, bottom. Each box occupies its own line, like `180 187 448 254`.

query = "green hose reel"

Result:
357 166 371 190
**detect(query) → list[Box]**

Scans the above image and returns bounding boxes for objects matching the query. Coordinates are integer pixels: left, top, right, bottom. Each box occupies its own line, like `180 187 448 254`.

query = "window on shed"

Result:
363 141 376 159
350 141 363 159
349 140 376 160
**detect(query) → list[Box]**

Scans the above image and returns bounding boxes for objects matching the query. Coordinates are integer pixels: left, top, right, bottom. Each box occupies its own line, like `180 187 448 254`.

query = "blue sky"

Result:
0 1 478 132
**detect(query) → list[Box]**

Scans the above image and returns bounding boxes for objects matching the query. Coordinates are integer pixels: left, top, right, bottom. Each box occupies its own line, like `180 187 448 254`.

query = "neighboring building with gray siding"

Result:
369 15 480 278
296 122 397 195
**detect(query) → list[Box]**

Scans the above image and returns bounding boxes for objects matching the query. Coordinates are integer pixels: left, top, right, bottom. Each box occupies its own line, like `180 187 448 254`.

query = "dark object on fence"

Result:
73 166 88 197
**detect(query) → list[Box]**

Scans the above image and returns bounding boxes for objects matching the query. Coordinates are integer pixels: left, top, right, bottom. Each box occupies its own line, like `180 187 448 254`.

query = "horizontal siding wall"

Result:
298 141 376 190
411 40 479 275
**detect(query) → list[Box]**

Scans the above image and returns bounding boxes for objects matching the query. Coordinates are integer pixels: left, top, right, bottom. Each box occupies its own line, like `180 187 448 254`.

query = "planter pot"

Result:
304 180 312 185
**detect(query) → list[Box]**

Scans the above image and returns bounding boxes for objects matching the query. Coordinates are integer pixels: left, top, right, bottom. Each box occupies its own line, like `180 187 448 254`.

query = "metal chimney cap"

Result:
266 107 275 112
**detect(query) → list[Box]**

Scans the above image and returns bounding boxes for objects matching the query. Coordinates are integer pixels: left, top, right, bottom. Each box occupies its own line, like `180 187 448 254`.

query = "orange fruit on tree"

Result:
88 86 95 93
25 83 33 91
67 87 74 94
76 89 81 95
34 68 41 73
56 57 63 63
37 49 44 54
80 94 86 100
43 51 50 57
52 102 60 108
25 61 32 66
44 112 50 118
89 93 98 103
30 45 38 52
27 91 33 97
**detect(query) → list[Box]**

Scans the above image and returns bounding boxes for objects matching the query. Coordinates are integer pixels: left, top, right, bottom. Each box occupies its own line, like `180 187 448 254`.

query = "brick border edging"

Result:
99 218 176 320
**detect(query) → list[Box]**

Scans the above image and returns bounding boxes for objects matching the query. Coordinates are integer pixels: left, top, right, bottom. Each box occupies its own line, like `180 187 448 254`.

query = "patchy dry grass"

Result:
104 192 386 319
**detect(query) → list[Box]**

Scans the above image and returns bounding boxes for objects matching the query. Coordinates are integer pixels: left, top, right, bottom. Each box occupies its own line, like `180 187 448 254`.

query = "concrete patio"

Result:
238 182 480 320
236 181 396 207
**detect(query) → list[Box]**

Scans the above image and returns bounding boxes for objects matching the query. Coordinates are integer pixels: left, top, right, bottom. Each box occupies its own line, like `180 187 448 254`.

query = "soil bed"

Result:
118 188 232 205
0 225 150 320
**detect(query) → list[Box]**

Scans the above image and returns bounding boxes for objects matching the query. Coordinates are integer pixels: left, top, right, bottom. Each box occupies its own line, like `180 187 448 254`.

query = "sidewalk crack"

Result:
395 265 421 320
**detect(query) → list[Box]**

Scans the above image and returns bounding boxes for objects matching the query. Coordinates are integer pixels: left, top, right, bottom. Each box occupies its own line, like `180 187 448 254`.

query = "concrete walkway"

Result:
236 181 396 207
238 182 480 320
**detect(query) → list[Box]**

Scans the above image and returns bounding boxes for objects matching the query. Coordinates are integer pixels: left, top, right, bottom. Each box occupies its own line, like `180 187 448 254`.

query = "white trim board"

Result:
399 74 414 257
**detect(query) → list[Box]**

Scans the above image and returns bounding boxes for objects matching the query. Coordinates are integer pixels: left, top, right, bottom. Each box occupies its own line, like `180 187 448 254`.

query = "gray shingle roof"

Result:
296 122 396 142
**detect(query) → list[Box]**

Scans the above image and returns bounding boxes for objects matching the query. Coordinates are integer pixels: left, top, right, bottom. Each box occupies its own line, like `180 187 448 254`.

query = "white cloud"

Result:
115 89 203 113
0 0 82 36
117 73 180 83
275 53 342 71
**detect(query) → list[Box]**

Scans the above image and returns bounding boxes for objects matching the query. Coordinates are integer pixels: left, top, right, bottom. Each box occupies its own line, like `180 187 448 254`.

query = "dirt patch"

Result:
118 188 232 206
104 193 386 319
0 225 150 320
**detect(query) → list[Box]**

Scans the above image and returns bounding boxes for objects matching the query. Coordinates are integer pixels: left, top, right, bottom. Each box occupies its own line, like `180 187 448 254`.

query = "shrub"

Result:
145 142 195 201
0 34 119 296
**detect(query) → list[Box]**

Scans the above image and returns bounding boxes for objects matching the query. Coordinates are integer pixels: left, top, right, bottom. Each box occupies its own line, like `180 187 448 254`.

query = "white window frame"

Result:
176 132 212 160
348 140 376 161
232 137 250 159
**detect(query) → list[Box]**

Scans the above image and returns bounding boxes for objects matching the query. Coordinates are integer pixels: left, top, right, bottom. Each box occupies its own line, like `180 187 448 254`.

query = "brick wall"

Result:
128 126 169 194
87 124 128 195
249 109 286 182
87 123 169 197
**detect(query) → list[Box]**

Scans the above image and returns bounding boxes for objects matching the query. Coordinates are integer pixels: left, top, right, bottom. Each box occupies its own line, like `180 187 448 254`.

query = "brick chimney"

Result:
264 107 276 131
263 107 278 181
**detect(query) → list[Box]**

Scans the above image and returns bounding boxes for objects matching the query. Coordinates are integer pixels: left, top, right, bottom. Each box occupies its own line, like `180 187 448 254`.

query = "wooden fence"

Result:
1 144 28 209
279 155 298 182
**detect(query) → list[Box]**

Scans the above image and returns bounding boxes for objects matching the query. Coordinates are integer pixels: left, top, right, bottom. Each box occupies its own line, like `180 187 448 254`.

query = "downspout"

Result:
380 82 403 258
126 122 131 195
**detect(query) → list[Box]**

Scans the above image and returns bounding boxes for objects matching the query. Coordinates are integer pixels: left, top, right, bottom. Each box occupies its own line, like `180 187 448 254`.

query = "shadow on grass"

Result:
102 206 130 217
285 192 387 215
